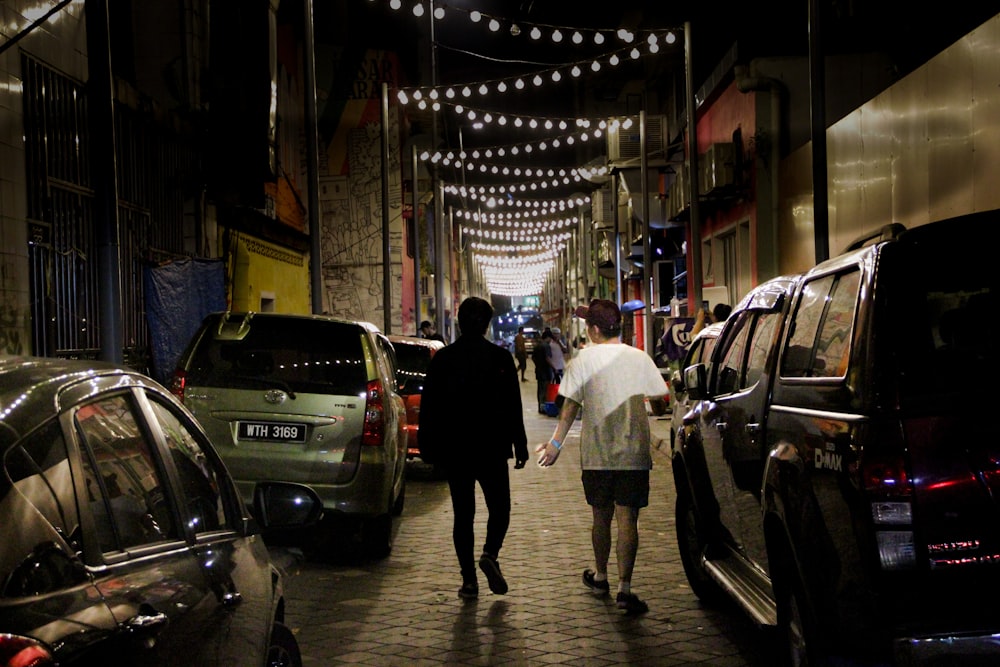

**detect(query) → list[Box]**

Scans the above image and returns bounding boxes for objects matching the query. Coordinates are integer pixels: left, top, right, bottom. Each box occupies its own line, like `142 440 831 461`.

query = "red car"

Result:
389 335 445 460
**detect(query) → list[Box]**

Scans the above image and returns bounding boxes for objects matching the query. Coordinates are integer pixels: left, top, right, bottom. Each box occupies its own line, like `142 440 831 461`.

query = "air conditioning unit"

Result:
591 188 614 229
699 142 735 193
607 115 668 164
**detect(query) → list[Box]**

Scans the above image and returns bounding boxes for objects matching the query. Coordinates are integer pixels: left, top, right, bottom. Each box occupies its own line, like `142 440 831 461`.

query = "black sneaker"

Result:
616 591 648 614
582 569 610 595
458 581 479 599
478 554 508 595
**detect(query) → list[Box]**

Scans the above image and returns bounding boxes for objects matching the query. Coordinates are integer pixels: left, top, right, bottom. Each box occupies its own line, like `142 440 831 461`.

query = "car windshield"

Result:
185 317 368 396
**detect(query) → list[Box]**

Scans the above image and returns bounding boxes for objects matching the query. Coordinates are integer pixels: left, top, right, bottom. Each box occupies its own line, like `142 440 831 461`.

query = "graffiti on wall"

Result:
320 118 403 323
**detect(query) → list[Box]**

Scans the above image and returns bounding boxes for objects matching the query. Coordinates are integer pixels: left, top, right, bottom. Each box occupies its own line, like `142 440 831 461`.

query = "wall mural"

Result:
320 118 403 324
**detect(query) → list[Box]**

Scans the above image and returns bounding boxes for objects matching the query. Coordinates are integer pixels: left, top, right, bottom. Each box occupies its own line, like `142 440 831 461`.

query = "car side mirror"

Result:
683 363 710 401
252 482 323 530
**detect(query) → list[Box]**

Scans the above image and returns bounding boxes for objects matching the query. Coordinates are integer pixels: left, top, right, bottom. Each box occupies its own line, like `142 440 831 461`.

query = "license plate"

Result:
238 421 306 443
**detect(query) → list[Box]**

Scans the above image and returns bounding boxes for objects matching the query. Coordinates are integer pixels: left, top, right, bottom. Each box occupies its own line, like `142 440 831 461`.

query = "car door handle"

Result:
746 422 761 434
125 607 169 636
716 421 727 433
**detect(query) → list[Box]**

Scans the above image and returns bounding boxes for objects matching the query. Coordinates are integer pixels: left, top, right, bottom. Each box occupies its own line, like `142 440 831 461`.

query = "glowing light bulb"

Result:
572 31 583 44
515 78 525 89
488 19 500 31
497 81 507 93
530 27 542 40
532 74 543 86
551 71 561 82
462 86 472 97
571 65 582 77
630 48 640 59
389 0 401 9
510 23 520 36
552 30 562 42
470 10 481 22
665 31 677 44
412 3 424 17
591 61 601 72
434 6 444 19
479 84 489 95
609 54 619 66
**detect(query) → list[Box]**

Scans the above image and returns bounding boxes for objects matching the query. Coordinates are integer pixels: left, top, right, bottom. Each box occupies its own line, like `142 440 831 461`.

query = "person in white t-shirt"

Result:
535 299 668 615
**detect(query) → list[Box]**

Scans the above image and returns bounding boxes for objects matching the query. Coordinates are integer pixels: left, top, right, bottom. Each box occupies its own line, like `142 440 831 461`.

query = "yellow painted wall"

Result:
230 233 311 314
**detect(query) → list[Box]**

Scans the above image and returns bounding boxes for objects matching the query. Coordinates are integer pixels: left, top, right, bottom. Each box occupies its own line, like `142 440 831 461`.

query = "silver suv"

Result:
171 312 407 558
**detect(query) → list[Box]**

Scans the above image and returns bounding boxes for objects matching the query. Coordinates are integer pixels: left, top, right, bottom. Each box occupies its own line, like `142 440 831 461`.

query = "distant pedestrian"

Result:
419 319 446 343
535 299 668 614
418 297 529 600
532 329 554 413
546 327 566 382
513 327 528 382
690 302 732 337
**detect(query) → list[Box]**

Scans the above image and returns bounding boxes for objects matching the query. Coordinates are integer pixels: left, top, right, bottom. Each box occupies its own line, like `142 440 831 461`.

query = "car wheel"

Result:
391 475 405 516
675 488 725 604
776 568 824 667
364 513 392 559
266 622 302 667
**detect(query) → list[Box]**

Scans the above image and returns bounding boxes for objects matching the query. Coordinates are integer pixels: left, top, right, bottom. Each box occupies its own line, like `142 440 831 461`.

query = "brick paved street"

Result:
278 380 778 666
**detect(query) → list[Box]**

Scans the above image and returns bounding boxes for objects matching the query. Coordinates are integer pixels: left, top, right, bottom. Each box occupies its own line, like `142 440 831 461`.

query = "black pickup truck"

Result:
671 212 997 666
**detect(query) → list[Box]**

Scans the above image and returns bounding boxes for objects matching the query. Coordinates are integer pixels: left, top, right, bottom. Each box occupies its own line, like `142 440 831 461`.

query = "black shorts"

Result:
581 470 649 509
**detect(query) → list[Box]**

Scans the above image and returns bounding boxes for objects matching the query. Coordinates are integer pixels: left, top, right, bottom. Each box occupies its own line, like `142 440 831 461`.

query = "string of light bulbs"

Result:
397 41 674 108
373 0 681 51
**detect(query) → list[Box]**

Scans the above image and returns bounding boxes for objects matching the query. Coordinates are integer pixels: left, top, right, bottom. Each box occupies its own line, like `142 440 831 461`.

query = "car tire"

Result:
266 622 302 667
776 565 824 667
675 487 725 604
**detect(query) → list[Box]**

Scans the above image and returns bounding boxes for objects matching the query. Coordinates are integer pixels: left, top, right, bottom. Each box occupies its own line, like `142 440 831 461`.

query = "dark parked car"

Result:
668 320 723 450
388 334 444 461
171 312 407 558
0 355 321 667
671 213 997 666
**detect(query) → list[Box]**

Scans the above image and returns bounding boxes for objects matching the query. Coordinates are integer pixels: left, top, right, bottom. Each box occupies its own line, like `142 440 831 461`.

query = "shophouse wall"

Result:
314 45 404 331
693 83 758 304
0 6 88 355
778 12 1000 274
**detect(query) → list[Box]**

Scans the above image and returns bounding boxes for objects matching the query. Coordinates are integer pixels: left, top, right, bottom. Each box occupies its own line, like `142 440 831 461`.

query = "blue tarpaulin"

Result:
144 259 227 383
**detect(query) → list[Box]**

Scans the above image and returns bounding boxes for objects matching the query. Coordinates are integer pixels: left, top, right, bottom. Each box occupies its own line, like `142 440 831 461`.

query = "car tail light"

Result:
169 370 187 402
362 378 385 447
0 634 55 666
862 455 916 570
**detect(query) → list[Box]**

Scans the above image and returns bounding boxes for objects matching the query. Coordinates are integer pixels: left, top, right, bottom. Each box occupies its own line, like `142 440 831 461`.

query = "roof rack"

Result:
842 223 907 253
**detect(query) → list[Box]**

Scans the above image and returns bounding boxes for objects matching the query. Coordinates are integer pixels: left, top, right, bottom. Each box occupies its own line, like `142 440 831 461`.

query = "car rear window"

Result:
185 317 368 396
393 343 431 395
880 231 994 403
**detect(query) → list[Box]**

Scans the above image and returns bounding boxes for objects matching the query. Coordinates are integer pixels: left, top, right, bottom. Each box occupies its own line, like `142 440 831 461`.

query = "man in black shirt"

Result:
418 297 529 599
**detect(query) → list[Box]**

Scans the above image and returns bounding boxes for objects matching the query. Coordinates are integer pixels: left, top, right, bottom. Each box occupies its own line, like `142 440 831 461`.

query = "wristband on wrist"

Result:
550 438 561 450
